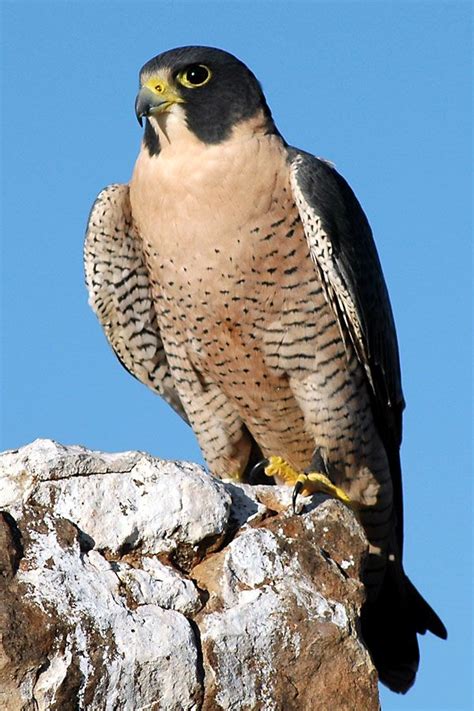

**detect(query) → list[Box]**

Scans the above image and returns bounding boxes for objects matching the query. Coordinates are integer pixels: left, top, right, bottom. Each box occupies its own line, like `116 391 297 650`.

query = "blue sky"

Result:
1 1 472 708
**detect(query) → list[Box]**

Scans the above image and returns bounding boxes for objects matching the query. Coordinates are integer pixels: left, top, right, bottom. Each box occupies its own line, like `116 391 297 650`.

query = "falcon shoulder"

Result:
84 183 188 423
289 150 405 542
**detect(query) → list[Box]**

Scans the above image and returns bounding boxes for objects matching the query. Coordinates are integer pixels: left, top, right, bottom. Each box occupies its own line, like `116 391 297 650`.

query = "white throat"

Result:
149 106 202 151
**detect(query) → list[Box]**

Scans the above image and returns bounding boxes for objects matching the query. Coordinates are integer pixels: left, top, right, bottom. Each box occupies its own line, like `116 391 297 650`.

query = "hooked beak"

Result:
135 78 184 126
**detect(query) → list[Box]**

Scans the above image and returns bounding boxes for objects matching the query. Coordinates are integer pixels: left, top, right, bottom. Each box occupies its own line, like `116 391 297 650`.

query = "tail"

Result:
361 559 447 693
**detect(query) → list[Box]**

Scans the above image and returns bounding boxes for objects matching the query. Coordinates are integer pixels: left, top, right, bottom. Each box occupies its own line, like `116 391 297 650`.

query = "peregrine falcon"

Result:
84 46 446 692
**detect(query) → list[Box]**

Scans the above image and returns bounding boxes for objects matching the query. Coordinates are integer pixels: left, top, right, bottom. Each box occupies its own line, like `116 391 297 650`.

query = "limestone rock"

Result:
0 439 230 562
0 440 379 710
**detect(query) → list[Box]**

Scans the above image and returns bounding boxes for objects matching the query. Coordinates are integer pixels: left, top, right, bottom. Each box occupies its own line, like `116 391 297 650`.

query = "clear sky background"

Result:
1 1 472 709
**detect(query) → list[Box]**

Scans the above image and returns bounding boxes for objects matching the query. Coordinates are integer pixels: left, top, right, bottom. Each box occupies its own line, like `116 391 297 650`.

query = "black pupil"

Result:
186 65 209 85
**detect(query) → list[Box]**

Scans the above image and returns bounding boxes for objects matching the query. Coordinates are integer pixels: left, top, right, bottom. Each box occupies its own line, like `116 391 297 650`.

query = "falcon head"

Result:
135 46 278 153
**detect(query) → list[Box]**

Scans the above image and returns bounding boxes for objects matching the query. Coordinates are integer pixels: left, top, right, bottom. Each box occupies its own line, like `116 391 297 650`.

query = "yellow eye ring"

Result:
177 64 212 89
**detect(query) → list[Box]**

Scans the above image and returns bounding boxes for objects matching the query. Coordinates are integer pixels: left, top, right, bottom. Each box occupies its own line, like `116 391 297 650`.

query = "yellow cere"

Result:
144 77 168 95
141 77 183 106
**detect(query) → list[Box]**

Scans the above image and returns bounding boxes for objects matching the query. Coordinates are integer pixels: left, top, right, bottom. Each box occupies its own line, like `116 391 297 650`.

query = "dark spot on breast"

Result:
271 218 285 228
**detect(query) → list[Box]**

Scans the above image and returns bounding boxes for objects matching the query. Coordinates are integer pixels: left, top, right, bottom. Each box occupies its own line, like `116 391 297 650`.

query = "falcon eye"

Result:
177 64 212 88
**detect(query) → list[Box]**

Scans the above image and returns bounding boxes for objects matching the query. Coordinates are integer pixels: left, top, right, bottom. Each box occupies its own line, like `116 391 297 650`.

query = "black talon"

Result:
292 480 304 514
248 458 270 484
306 447 328 475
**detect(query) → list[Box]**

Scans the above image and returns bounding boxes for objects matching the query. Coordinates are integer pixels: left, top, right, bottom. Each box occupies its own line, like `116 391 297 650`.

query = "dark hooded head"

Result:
135 46 279 153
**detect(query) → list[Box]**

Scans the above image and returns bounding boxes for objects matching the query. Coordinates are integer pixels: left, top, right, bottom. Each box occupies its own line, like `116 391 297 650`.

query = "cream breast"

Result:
129 112 290 265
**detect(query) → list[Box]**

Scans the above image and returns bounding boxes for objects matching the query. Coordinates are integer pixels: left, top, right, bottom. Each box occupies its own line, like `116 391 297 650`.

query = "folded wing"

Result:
84 183 188 422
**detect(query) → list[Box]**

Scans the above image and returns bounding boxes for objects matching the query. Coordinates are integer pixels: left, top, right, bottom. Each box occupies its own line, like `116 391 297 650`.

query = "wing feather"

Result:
84 184 188 423
289 150 405 548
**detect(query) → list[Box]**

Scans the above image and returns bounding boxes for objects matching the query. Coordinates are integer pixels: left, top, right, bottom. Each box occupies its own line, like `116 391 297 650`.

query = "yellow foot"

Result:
262 456 352 512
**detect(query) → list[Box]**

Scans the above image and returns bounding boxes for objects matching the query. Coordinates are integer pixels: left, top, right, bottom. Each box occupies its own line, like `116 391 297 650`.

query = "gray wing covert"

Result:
289 151 405 546
289 151 404 438
84 183 188 423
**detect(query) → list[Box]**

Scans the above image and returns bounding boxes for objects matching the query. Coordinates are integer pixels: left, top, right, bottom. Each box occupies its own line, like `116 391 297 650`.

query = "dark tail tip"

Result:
405 576 447 640
362 562 447 694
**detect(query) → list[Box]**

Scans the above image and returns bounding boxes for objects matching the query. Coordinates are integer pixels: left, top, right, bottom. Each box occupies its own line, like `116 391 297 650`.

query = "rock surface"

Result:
0 440 380 710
